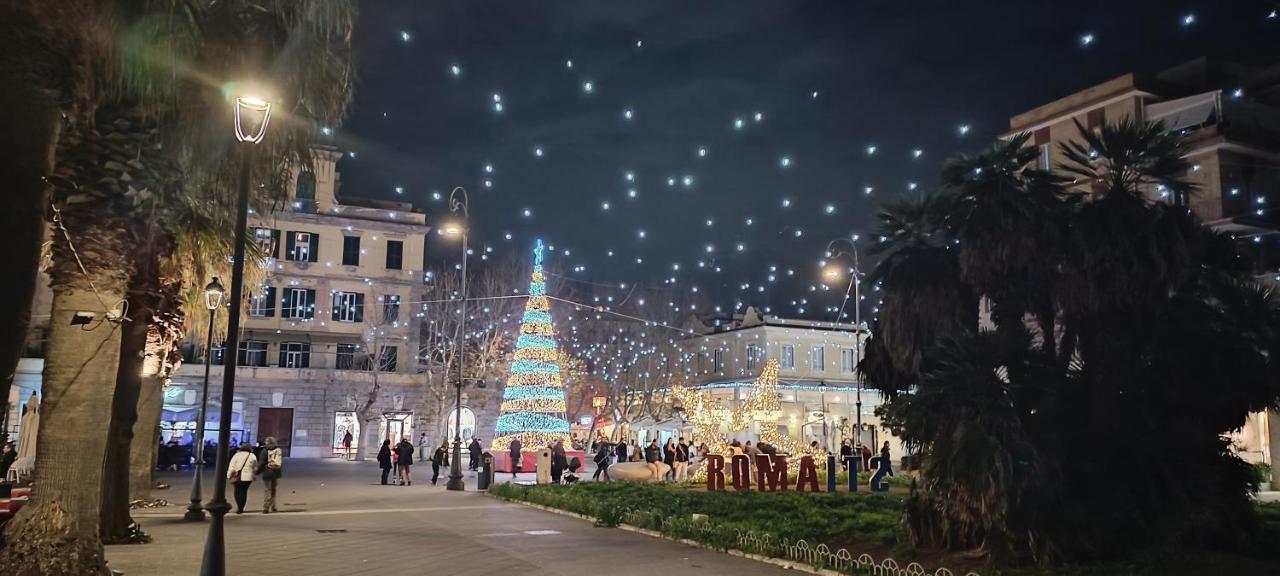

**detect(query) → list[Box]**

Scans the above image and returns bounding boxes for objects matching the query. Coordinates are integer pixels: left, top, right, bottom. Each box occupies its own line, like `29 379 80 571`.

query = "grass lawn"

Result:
491 482 1280 576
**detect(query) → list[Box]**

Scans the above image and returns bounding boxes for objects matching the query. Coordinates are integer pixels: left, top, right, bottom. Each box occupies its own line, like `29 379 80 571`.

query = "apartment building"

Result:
165 148 432 457
1005 58 1280 475
661 307 899 454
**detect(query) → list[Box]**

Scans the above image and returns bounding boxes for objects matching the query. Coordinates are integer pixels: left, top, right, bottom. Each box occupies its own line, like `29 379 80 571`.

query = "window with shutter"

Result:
385 240 403 270
379 345 398 372
264 287 276 317
279 341 311 368
332 292 360 322
342 236 361 266
383 294 400 323
354 293 365 323
781 344 796 369
305 289 316 319
812 346 826 371
308 233 319 262
336 343 357 370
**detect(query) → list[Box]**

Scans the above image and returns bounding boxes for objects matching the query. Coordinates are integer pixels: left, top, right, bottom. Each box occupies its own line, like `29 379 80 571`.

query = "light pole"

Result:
184 278 225 522
823 237 863 450
441 187 469 491
200 93 271 576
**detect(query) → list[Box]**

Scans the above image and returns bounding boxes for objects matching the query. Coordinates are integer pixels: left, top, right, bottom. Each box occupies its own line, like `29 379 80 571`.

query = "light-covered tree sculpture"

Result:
491 239 573 451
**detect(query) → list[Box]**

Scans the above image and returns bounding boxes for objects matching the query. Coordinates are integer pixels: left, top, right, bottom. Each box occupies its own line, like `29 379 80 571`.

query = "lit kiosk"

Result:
490 240 582 473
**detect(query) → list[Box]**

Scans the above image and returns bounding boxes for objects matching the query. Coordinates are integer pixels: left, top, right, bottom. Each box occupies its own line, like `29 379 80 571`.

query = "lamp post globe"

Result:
185 276 225 522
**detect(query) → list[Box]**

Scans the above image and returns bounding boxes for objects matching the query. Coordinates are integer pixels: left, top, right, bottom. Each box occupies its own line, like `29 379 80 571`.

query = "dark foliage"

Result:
862 121 1280 564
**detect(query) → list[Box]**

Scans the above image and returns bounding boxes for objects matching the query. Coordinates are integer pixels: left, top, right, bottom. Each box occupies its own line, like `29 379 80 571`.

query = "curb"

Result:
486 492 844 576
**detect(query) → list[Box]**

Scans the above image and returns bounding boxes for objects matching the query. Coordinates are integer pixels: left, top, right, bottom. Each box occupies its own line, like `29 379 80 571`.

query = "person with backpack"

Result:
257 437 283 514
675 438 690 481
226 442 258 514
376 439 393 485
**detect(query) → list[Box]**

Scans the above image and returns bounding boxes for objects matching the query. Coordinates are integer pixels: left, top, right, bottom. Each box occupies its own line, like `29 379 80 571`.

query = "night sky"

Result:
329 1 1280 321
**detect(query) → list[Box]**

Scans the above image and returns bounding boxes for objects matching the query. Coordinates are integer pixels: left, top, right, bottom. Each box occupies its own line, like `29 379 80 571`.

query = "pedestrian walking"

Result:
257 437 283 514
644 438 662 481
509 438 523 477
395 436 415 485
675 438 689 481
663 439 676 480
880 441 893 476
468 437 482 471
432 440 448 485
377 439 393 485
226 442 257 514
592 440 612 481
341 430 354 460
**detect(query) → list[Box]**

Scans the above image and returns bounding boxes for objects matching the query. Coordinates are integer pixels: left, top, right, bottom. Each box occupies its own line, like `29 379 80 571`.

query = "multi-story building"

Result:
165 148 432 457
653 307 899 454
1004 57 1280 478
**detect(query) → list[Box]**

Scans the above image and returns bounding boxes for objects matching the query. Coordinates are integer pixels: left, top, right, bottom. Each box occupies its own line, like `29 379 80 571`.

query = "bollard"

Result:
478 452 494 491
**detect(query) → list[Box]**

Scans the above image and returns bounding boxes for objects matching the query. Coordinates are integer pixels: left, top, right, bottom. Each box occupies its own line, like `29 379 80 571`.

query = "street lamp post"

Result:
824 238 863 450
184 278 225 522
442 187 469 491
200 94 271 576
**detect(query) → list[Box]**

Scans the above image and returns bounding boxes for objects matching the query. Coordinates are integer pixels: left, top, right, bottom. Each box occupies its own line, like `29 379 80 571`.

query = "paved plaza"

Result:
105 459 792 576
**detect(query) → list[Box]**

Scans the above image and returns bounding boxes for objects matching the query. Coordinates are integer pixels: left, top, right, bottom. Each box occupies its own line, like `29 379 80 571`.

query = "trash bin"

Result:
478 452 494 491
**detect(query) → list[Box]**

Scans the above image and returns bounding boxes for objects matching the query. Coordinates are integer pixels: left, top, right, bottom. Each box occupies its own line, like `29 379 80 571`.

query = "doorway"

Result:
258 407 294 457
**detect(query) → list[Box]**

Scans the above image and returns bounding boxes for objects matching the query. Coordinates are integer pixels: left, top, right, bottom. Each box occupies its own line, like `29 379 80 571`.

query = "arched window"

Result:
296 171 316 201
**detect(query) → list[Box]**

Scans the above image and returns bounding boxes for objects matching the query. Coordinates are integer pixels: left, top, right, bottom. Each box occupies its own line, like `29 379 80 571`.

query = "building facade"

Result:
1004 58 1280 476
663 307 899 455
166 148 432 457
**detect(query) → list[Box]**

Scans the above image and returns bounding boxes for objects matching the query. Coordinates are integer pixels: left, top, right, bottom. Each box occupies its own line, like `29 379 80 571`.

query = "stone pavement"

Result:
106 459 792 576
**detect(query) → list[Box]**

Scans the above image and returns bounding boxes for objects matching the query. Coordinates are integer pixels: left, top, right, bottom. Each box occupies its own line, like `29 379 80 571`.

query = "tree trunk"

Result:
0 83 59 443
99 299 149 543
129 373 164 501
0 285 126 576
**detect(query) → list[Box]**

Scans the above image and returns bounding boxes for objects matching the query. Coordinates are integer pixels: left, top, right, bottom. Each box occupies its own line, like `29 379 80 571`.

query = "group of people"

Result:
587 435 693 482
838 439 894 476
377 435 489 486
225 437 285 514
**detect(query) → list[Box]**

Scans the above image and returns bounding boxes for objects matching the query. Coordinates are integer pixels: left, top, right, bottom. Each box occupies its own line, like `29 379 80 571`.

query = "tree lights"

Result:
491 239 573 451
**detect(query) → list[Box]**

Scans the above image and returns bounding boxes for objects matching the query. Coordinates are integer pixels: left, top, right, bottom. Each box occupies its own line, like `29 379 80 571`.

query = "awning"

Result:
1147 91 1219 132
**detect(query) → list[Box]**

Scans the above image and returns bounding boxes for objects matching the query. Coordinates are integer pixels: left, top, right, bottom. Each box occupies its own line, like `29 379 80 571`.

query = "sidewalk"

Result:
106 459 791 576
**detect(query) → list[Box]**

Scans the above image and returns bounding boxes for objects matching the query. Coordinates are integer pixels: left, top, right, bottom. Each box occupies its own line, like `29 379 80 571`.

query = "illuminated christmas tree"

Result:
491 239 572 451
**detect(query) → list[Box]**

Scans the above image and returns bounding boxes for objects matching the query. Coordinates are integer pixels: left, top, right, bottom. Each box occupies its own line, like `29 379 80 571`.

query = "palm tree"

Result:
0 2 356 572
865 121 1280 564
0 1 107 446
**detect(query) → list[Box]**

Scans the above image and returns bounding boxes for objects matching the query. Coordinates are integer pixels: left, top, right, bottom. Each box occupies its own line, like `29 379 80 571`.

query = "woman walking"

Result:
257 437 283 514
377 439 393 485
227 442 257 514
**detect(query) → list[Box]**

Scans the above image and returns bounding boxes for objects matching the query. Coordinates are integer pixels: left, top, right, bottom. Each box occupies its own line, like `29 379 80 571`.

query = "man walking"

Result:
257 437 283 514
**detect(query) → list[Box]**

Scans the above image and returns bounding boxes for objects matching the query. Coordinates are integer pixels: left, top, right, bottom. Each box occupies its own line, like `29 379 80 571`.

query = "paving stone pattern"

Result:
106 459 791 575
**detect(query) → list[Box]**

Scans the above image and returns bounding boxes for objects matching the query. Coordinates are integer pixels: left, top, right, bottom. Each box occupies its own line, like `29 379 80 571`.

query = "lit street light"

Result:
442 187 470 491
201 93 272 576
822 238 866 452
184 277 224 522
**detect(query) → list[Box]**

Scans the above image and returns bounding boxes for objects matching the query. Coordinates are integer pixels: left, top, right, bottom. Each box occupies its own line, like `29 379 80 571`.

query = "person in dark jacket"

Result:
550 440 569 484
0 442 16 479
615 439 628 464
468 437 483 471
394 436 414 486
376 439 393 485
431 441 449 485
839 440 853 471
592 441 612 481
644 439 662 481
509 438 523 477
